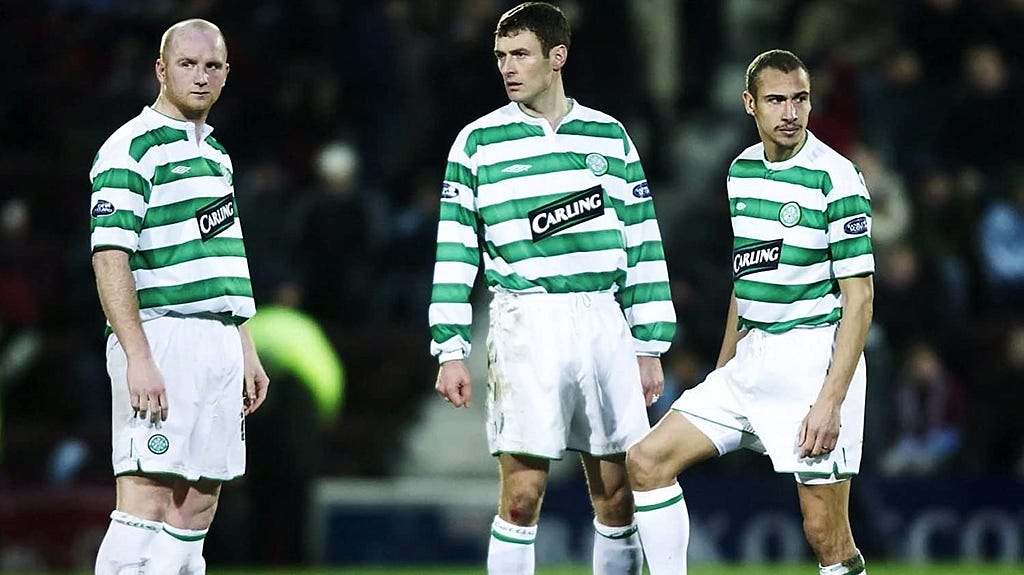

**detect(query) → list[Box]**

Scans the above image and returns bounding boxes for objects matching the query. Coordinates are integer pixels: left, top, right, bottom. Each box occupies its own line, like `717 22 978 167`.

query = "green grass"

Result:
36 564 1023 575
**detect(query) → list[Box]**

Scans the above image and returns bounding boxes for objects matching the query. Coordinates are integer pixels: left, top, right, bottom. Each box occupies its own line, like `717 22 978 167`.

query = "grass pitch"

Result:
197 564 1020 575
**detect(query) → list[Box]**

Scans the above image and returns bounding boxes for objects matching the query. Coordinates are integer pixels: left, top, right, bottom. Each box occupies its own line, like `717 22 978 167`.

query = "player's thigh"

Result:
497 453 551 525
796 479 852 532
115 474 174 521
627 411 718 488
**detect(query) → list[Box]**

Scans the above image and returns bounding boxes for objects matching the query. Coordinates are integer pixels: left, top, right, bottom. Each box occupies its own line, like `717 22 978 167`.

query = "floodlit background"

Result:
1 0 1023 571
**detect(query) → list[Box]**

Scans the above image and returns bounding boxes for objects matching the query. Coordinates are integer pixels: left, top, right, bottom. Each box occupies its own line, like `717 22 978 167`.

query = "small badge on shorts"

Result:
778 201 802 227
147 433 170 455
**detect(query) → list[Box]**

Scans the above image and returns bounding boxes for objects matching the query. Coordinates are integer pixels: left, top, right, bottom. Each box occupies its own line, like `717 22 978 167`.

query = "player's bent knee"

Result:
625 442 667 491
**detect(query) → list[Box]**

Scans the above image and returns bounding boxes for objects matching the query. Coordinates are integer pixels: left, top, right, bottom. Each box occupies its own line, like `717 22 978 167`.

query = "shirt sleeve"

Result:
608 125 676 355
89 146 150 254
826 164 875 279
428 130 481 363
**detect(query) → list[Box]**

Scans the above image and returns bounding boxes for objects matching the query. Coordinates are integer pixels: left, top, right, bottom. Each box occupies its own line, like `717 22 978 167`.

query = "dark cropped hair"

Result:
745 49 809 98
495 2 571 57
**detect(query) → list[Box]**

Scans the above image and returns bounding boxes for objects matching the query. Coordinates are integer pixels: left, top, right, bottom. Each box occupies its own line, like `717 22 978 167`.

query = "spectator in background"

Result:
850 143 911 252
879 341 964 476
874 243 956 354
295 140 384 326
977 167 1024 312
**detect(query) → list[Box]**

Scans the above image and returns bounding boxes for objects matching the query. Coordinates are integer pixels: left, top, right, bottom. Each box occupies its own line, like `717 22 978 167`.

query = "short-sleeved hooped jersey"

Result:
429 100 676 361
727 130 873 333
90 107 255 325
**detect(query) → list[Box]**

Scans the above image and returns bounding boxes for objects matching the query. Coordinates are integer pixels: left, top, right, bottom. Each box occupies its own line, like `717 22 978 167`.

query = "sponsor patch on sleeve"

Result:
441 182 459 199
91 199 115 218
632 181 651 198
843 216 868 235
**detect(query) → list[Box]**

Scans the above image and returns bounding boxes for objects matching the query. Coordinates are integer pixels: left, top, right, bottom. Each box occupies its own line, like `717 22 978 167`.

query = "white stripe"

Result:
625 260 671 285
138 218 243 251
625 300 676 324
729 178 827 206
436 220 478 246
148 177 232 207
827 216 872 240
134 256 251 290
429 302 473 326
732 216 827 249
738 295 840 324
833 254 875 278
497 249 623 279
745 261 833 286
92 228 138 251
432 261 479 286
477 170 603 207
623 221 662 246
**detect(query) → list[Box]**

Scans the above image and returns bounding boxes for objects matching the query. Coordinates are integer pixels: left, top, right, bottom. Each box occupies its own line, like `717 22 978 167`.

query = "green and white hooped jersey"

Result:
90 107 255 325
728 131 873 334
429 100 676 362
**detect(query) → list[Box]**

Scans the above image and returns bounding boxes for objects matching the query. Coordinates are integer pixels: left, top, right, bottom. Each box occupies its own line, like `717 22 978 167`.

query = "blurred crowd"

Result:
2 0 1023 502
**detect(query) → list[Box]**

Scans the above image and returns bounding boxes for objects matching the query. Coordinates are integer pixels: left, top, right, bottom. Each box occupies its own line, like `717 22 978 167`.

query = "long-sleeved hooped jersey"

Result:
429 100 675 362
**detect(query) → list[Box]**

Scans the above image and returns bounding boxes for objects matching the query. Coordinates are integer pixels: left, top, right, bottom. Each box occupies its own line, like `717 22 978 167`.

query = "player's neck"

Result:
518 84 570 130
152 96 208 139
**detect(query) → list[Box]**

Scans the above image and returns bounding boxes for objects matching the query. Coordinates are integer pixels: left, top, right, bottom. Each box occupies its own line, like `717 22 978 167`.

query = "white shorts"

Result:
672 325 865 485
485 291 650 459
107 315 246 481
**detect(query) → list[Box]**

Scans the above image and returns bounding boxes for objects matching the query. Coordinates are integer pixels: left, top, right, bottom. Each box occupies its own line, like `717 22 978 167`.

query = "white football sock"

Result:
487 514 537 575
147 523 208 575
94 510 162 575
820 549 866 575
593 518 642 575
633 483 689 574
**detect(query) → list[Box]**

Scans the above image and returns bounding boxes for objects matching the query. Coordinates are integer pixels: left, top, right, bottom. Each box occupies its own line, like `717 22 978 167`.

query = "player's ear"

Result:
550 44 567 72
155 58 166 83
742 91 755 116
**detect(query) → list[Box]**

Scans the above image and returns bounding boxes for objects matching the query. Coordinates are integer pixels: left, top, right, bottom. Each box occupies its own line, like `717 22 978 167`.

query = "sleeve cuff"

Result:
437 350 466 364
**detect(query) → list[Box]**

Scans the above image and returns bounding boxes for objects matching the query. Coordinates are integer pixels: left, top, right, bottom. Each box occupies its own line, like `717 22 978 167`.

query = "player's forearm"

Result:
715 290 740 368
239 324 258 361
92 249 151 361
819 276 874 404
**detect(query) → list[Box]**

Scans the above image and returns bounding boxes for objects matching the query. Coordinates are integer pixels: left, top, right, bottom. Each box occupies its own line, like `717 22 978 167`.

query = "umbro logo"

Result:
501 164 532 174
171 166 192 174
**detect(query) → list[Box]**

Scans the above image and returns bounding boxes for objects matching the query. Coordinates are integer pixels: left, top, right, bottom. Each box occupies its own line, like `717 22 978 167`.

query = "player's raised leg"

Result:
626 411 717 574
582 453 642 575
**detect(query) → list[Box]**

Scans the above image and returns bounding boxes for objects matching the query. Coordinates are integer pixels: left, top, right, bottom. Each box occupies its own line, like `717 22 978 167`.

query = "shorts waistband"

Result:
492 290 616 305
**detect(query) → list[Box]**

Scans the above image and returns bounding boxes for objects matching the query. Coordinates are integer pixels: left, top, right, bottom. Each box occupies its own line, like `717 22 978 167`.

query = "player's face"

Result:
494 31 558 106
743 68 811 162
155 28 229 121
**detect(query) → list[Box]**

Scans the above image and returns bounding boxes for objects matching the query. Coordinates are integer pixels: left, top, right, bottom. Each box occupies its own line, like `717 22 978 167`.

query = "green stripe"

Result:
205 135 227 154
163 527 207 542
731 198 827 229
631 321 676 344
137 277 252 309
152 157 227 186
827 195 872 221
465 123 544 157
488 230 624 264
623 160 645 183
91 211 143 233
484 269 621 293
613 197 656 226
431 283 473 304
627 241 665 266
131 238 246 270
144 197 231 228
436 242 480 265
620 281 671 306
557 119 630 154
92 168 151 199
735 278 835 304
431 326 471 347
439 201 477 228
734 237 828 266
635 492 684 513
729 159 833 195
490 529 535 545
478 152 627 186
738 310 842 334
444 161 475 189
830 236 873 260
129 126 189 162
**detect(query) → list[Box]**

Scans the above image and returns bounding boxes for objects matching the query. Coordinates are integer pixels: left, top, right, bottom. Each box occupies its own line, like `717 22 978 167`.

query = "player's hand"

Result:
127 356 168 423
637 356 665 407
436 360 472 408
797 399 841 458
243 355 270 416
